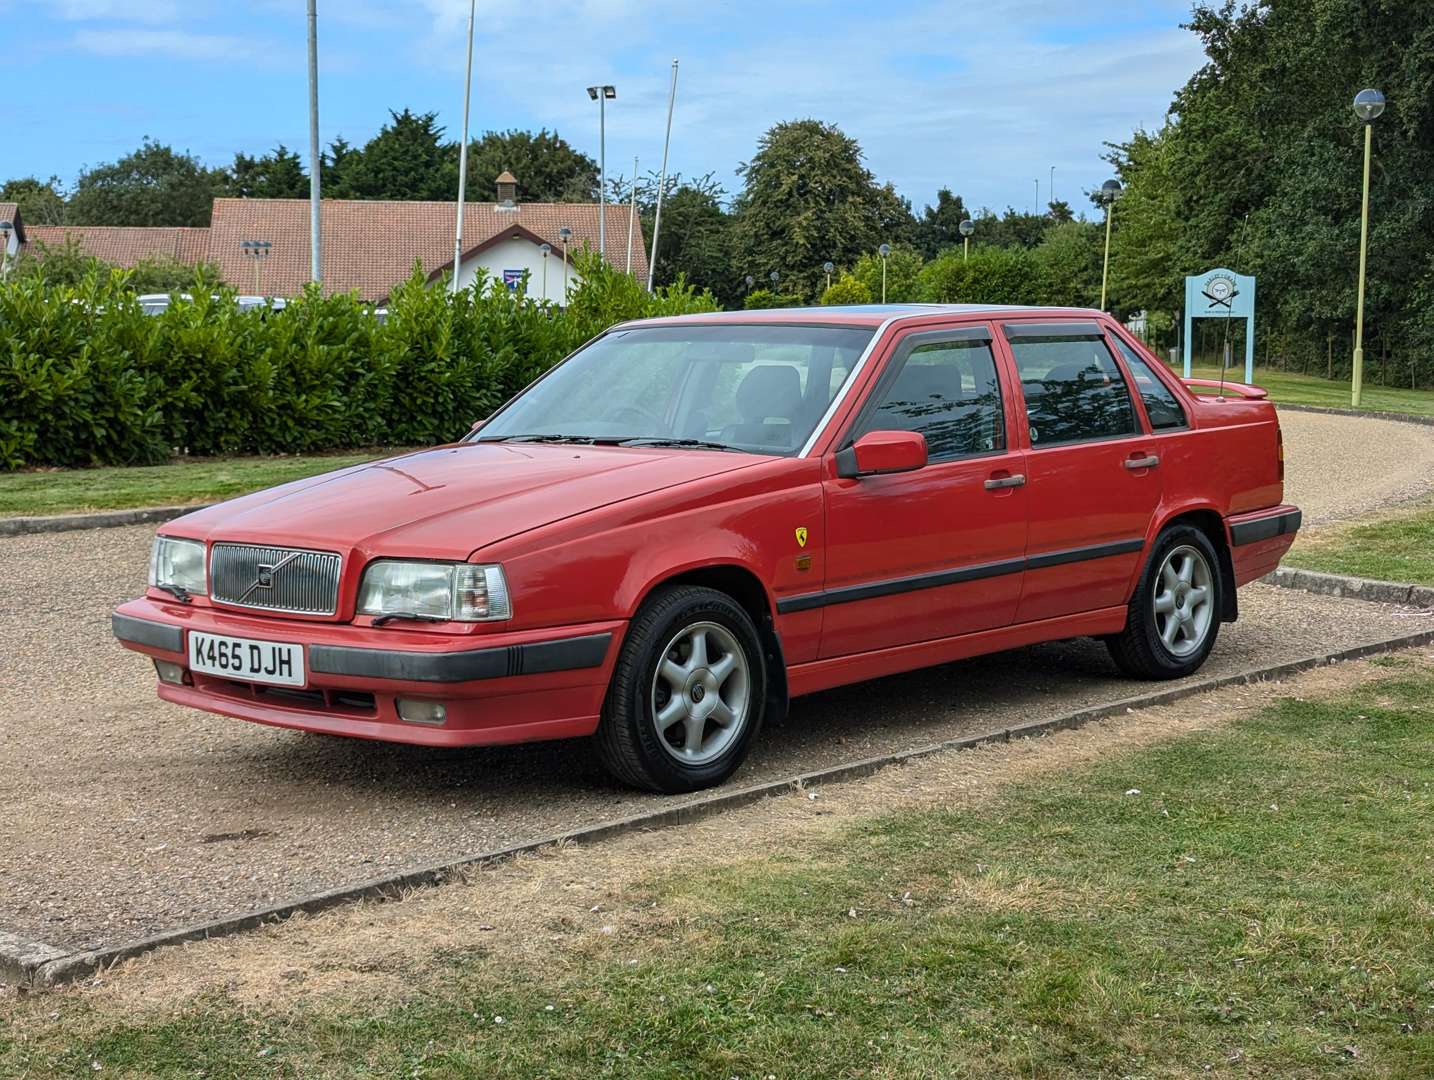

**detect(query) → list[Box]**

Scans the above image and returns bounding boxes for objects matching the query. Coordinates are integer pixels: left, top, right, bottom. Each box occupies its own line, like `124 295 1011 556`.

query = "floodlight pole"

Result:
647 59 679 292
626 156 638 274
451 0 476 296
307 0 322 285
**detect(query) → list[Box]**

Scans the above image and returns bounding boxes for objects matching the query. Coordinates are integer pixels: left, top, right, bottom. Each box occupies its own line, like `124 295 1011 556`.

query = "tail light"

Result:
1276 424 1285 481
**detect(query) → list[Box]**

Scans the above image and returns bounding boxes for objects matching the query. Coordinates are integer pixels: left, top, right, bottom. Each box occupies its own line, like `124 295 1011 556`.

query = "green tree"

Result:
464 129 597 202
229 145 309 199
321 136 362 198
731 120 916 300
1032 221 1102 308
1 176 67 225
67 139 224 226
342 109 455 201
912 188 969 258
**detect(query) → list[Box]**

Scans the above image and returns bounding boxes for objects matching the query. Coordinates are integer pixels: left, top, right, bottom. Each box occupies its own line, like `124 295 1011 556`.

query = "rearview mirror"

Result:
834 430 928 479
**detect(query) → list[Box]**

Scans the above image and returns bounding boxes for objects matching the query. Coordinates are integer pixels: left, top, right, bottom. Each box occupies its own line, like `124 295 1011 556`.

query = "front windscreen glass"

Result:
473 324 875 455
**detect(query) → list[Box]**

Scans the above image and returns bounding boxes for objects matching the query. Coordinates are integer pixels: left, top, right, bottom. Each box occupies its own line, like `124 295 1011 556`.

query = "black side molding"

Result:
1229 508 1302 546
776 537 1146 615
112 613 184 653
309 632 613 683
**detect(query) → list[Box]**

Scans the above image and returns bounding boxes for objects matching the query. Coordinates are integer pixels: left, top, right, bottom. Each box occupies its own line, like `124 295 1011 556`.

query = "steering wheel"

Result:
607 404 666 433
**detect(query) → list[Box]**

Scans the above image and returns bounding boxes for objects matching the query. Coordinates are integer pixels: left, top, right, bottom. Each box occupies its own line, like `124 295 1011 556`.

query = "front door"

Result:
818 326 1029 659
997 320 1163 625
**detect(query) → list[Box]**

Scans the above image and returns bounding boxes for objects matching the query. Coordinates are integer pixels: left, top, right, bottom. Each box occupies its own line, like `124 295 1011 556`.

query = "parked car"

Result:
136 294 288 316
114 305 1300 793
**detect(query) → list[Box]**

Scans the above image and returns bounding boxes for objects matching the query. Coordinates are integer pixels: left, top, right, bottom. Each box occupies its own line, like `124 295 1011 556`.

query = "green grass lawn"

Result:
1182 363 1434 417
1287 501 1434 585
0 450 413 516
5 663 1432 1077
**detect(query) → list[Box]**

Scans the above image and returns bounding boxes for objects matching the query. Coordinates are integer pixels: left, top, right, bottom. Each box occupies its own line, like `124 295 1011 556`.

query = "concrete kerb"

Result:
7 625 1434 992
1263 566 1434 609
0 505 209 537
1273 402 1434 428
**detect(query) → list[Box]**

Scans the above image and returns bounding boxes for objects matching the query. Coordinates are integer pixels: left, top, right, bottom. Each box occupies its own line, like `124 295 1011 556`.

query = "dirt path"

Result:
1278 408 1434 524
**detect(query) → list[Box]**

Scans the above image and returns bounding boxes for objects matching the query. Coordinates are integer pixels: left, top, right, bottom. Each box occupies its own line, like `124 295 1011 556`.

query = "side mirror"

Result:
835 430 928 479
469 418 487 434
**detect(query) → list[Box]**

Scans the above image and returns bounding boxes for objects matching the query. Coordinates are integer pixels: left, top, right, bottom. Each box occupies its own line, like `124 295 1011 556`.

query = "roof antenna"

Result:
1218 213 1250 400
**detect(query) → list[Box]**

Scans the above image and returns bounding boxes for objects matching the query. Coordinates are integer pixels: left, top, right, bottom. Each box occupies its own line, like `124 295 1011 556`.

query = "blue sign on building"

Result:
503 269 524 291
1182 268 1256 383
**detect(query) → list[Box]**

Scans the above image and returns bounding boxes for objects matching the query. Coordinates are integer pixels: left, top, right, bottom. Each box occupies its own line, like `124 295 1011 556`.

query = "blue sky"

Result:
1 0 1206 215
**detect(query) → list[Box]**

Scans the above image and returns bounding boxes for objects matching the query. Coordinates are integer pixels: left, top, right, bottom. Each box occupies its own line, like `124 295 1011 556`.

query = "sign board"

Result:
1182 268 1256 383
502 269 524 291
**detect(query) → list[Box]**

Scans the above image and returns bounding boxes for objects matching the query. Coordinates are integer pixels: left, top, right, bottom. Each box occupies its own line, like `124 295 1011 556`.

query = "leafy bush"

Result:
917 246 1043 305
741 289 801 310
0 256 719 470
820 274 874 305
851 245 924 303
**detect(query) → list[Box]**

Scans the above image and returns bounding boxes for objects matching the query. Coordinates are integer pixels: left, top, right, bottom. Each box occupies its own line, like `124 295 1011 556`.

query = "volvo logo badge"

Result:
237 551 303 602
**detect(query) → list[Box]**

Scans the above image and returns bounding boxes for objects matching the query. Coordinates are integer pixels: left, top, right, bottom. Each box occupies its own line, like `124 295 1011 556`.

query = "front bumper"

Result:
112 597 623 747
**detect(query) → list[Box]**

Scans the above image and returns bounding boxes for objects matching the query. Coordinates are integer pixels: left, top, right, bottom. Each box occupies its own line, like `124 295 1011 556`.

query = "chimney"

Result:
496 170 518 208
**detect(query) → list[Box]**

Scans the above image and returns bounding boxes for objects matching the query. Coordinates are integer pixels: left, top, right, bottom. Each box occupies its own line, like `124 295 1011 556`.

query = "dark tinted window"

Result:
1112 337 1187 430
861 339 1004 459
1008 335 1139 446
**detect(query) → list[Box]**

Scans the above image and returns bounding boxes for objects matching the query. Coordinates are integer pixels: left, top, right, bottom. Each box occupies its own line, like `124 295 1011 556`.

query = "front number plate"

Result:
188 631 305 687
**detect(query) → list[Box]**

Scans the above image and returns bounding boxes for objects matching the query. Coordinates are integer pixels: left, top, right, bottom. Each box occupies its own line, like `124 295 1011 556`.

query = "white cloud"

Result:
50 0 186 21
70 28 245 60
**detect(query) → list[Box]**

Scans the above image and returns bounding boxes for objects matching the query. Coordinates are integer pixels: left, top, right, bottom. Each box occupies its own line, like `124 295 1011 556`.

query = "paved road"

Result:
2 409 1431 952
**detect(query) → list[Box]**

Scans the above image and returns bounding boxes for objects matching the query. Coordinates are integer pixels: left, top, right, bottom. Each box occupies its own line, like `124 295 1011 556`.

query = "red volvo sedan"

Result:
114 305 1300 792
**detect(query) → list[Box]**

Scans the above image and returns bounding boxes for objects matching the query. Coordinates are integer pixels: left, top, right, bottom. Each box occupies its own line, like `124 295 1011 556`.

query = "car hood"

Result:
171 443 764 560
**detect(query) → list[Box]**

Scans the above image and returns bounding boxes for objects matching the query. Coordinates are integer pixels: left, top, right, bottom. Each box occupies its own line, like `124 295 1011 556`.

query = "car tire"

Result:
1106 524 1223 680
595 585 767 794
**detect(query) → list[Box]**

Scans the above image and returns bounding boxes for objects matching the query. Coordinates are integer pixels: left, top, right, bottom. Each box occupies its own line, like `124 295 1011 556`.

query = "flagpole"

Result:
647 59 678 292
306 0 321 285
450 0 476 296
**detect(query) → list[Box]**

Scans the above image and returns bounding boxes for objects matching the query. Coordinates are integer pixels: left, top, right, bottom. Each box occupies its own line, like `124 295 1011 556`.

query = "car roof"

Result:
626 303 1109 330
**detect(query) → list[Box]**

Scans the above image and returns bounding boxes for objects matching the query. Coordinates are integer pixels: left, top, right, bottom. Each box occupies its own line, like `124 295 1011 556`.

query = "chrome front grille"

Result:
210 543 342 615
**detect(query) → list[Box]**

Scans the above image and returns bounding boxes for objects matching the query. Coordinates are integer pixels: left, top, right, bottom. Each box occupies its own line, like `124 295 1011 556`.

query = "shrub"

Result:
820 274 874 305
917 246 1043 305
851 245 923 303
0 255 720 469
742 289 802 310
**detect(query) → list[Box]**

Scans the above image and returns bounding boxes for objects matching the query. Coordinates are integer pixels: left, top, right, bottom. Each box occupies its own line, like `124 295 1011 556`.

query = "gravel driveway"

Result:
2 408 1431 953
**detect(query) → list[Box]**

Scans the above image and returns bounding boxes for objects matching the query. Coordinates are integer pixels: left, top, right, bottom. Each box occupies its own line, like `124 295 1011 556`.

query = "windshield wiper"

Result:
478 434 613 445
618 437 746 453
155 583 193 604
370 612 447 626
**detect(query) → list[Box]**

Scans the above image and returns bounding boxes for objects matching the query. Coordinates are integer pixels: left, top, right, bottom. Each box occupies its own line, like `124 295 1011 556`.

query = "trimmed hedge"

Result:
0 254 717 470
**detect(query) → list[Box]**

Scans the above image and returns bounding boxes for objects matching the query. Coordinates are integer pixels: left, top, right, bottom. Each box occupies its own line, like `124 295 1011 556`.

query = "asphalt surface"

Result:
2 409 1432 953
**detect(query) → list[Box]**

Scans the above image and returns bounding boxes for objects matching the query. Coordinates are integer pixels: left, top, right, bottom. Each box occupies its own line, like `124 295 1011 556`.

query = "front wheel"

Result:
1106 525 1222 680
595 585 766 793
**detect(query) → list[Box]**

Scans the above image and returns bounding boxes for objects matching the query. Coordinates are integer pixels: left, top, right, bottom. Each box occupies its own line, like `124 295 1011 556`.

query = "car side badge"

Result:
795 526 809 548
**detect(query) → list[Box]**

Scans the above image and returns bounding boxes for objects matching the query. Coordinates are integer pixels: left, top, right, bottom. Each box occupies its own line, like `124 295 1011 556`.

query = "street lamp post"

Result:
626 156 638 275
539 243 551 301
769 270 780 296
558 226 572 300
745 275 755 296
586 84 616 258
959 218 974 261
240 240 272 294
1098 179 1122 311
1351 88 1385 408
878 243 891 303
823 261 834 292
451 0 476 296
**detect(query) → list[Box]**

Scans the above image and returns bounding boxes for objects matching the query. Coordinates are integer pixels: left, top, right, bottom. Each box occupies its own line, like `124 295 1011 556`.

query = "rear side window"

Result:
860 338 1005 460
1007 334 1139 447
1112 337 1188 430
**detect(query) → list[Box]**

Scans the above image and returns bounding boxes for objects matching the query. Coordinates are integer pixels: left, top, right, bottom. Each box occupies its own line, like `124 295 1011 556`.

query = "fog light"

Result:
397 698 447 726
154 659 186 685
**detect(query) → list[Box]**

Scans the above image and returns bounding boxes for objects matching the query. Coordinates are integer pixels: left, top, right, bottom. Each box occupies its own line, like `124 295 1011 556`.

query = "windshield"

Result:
474 324 875 455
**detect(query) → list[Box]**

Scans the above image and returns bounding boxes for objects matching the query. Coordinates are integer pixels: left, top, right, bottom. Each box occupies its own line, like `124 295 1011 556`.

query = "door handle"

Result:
984 473 1027 490
1124 455 1160 470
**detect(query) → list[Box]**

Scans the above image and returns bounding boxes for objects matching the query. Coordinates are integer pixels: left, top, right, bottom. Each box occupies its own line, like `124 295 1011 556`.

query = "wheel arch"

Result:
1152 505 1238 623
628 562 790 720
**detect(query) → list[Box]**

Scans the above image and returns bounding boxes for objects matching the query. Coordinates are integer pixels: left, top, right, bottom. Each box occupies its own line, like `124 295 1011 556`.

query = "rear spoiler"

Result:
1181 378 1269 401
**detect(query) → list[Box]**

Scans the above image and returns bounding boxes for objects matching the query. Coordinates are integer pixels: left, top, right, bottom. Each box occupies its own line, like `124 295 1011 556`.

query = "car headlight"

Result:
149 536 207 596
357 561 511 622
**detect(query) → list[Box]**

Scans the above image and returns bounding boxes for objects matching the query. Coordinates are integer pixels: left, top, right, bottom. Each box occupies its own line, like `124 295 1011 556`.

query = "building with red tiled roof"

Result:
0 204 24 275
26 225 211 268
15 185 647 304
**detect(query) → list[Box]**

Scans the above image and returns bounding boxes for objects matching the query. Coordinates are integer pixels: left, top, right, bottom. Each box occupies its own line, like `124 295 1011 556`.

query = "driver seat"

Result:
721 365 803 449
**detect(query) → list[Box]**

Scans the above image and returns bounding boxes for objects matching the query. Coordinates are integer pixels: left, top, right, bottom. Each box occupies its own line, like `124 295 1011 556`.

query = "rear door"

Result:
998 320 1162 625
817 325 1029 658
